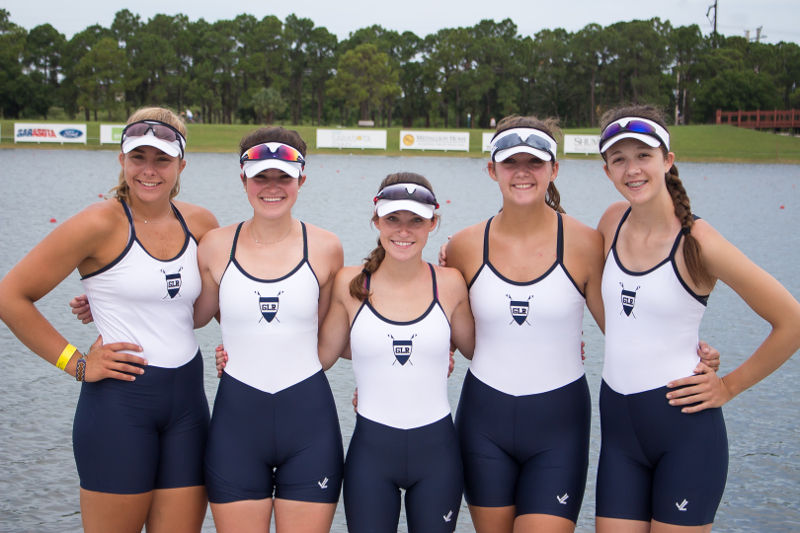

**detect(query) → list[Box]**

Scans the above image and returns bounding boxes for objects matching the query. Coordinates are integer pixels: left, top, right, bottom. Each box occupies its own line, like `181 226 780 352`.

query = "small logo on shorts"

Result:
389 334 416 366
161 267 183 299
506 294 533 325
557 492 569 505
443 510 453 522
619 282 640 317
256 290 284 323
318 476 329 489
676 499 689 511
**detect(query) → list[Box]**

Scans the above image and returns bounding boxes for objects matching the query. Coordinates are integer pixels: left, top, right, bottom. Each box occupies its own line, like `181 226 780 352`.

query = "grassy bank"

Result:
2 120 798 163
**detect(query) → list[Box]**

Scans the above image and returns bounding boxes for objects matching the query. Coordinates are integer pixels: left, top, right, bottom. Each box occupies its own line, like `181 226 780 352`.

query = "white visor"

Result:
599 117 670 153
375 199 435 219
242 159 303 178
490 127 558 162
122 134 183 158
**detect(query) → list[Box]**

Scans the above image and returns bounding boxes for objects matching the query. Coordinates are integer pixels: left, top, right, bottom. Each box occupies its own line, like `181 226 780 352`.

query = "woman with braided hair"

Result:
595 104 800 532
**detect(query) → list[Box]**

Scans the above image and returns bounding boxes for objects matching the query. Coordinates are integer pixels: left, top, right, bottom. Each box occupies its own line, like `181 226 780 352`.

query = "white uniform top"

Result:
350 264 452 429
602 208 708 395
81 200 200 368
220 222 322 394
468 214 586 396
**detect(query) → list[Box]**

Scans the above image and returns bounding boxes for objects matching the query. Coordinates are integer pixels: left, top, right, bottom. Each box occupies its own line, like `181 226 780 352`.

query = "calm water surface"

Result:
0 149 798 532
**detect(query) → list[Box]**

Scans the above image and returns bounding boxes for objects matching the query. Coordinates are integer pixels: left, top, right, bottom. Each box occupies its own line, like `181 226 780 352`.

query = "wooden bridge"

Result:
716 109 800 130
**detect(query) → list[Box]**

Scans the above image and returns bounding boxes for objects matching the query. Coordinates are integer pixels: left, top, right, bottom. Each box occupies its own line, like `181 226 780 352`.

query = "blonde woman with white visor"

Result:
0 107 218 533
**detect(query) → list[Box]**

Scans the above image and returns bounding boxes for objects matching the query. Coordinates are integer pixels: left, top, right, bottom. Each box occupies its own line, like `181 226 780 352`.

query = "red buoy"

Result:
49 218 57 223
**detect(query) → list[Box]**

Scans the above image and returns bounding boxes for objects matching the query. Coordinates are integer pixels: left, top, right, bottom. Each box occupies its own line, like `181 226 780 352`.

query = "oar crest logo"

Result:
619 283 640 317
256 290 284 323
506 294 533 325
389 333 417 366
161 267 183 299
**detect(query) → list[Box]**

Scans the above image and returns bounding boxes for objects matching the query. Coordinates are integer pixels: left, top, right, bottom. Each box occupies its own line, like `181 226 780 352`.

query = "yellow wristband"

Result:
56 344 77 370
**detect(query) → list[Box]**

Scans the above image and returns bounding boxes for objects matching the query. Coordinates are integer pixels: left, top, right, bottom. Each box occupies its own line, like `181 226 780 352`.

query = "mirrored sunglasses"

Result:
599 119 668 151
491 131 556 161
373 183 439 209
240 142 305 168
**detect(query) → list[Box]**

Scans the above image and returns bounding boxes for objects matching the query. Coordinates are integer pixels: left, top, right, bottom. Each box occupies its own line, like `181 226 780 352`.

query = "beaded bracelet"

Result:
75 357 87 382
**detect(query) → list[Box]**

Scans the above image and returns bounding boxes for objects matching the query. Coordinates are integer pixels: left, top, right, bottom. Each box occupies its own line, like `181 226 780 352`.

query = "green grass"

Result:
2 120 798 163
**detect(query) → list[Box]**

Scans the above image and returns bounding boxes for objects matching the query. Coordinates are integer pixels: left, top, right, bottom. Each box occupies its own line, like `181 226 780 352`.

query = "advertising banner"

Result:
481 132 494 152
399 131 470 152
15 123 87 144
100 124 126 144
563 134 601 154
316 129 387 149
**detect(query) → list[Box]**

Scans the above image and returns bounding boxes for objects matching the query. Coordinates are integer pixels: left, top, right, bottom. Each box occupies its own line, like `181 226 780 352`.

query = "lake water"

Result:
0 149 798 532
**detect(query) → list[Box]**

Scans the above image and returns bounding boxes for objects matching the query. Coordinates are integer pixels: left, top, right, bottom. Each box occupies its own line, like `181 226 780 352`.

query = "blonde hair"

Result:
349 172 438 301
111 107 187 203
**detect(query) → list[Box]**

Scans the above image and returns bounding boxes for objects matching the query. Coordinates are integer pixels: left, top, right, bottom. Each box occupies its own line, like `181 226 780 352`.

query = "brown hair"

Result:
239 126 307 157
349 172 437 301
112 107 187 203
599 104 711 286
493 115 565 213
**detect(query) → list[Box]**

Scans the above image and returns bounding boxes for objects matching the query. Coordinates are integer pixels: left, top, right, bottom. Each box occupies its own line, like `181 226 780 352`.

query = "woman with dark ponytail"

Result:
319 172 475 532
595 105 800 532
443 115 605 533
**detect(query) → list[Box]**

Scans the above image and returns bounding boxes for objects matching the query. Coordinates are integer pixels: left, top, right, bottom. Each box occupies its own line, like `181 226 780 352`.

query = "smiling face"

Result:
118 145 185 203
603 138 675 204
242 168 305 219
488 152 559 207
374 210 437 261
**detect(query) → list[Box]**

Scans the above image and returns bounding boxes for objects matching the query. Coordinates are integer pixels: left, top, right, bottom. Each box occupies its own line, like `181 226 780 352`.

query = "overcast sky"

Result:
4 0 798 44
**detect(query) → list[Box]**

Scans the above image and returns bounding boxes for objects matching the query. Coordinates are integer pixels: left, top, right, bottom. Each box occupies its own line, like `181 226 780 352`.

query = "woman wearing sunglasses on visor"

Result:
594 105 800 532
192 127 345 533
440 115 720 533
440 115 604 533
0 107 218 532
316 173 475 532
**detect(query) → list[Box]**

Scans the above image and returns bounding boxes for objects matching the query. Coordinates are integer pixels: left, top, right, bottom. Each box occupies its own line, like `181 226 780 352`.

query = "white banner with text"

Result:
15 123 87 144
563 134 601 154
399 131 470 151
100 124 126 144
316 129 387 149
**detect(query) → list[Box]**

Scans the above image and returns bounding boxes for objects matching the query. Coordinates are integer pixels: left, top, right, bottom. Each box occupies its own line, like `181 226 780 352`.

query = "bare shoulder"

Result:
198 222 238 253
304 222 343 257
597 201 629 236
173 200 219 239
562 214 604 254
71 198 127 238
447 220 485 254
433 264 468 292
334 265 363 286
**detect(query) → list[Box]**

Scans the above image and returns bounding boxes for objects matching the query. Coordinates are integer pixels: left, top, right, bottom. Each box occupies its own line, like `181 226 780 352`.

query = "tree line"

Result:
2 8 798 128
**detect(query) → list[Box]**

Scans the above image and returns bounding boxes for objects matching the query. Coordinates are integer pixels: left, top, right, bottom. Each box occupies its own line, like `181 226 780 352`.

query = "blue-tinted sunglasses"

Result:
599 118 669 152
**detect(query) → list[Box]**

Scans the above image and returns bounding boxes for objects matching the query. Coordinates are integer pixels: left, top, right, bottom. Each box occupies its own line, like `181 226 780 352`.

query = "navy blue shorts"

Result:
205 370 343 504
455 371 590 521
344 414 463 533
73 351 209 494
596 380 728 526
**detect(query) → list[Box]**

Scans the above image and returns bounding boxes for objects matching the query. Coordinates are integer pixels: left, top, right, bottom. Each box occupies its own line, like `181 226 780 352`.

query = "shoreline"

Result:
2 122 799 164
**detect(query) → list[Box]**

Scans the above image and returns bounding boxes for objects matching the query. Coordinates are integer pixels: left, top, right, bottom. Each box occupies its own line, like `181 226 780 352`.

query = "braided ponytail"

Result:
600 104 712 287
664 163 711 286
349 171 437 301
349 238 386 301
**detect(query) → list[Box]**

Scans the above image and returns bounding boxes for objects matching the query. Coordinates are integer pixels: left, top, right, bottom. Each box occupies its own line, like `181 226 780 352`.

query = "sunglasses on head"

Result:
599 118 669 151
491 131 556 161
240 142 305 168
373 183 439 209
121 120 186 156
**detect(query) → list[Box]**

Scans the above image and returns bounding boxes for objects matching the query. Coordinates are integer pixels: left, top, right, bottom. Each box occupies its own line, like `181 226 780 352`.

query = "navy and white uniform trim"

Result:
468 212 586 395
